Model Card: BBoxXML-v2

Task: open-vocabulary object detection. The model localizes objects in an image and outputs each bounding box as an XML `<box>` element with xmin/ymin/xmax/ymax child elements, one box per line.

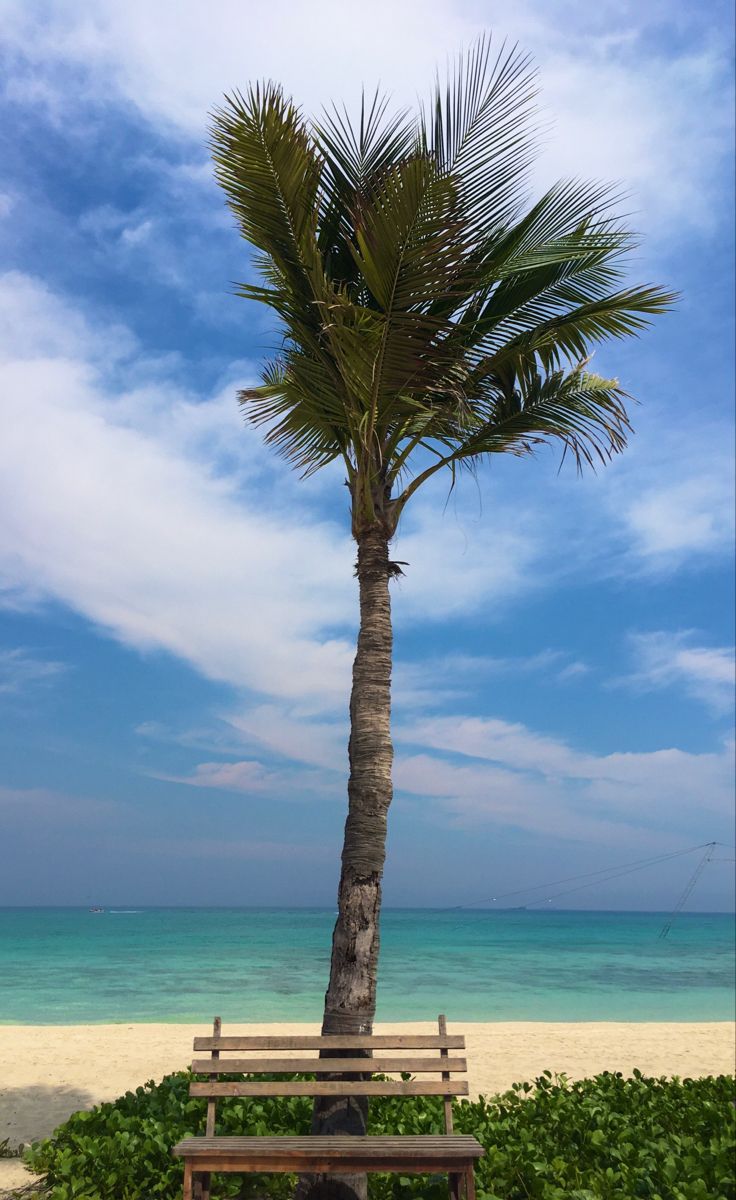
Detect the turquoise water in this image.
<box><xmin>0</xmin><ymin>908</ymin><xmax>733</xmax><ymax>1024</ymax></box>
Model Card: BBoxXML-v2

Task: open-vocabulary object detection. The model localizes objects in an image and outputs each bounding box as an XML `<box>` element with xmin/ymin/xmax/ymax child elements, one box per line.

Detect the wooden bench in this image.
<box><xmin>173</xmin><ymin>1014</ymin><xmax>484</xmax><ymax>1199</ymax></box>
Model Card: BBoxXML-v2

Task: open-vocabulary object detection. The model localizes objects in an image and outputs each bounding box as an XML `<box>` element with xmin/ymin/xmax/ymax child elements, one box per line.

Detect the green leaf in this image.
<box><xmin>209</xmin><ymin>38</ymin><xmax>675</xmax><ymax>527</ymax></box>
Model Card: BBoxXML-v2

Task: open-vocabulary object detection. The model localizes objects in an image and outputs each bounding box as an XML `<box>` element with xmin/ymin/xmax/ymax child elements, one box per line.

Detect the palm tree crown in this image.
<box><xmin>211</xmin><ymin>38</ymin><xmax>674</xmax><ymax>540</ymax></box>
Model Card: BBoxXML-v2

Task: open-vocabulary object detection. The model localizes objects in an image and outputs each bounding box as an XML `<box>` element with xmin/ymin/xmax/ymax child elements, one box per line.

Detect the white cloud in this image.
<box><xmin>624</xmin><ymin>476</ymin><xmax>735</xmax><ymax>564</ymax></box>
<box><xmin>557</xmin><ymin>661</ymin><xmax>589</xmax><ymax>681</ymax></box>
<box><xmin>222</xmin><ymin>651</ymin><xmax>591</xmax><ymax>772</ymax></box>
<box><xmin>562</xmin><ymin>399</ymin><xmax>736</xmax><ymax>576</ymax></box>
<box><xmin>0</xmin><ymin>269</ymin><xmax>137</xmax><ymax>365</ymax></box>
<box><xmin>530</xmin><ymin>40</ymin><xmax>732</xmax><ymax>240</ymax></box>
<box><xmin>392</xmin><ymin>649</ymin><xmax>589</xmax><ymax>710</ymax></box>
<box><xmin>394</xmin><ymin>713</ymin><xmax>734</xmax><ymax>843</ymax></box>
<box><xmin>119</xmin><ymin>218</ymin><xmax>153</xmax><ymax>247</ymax></box>
<box><xmin>393</xmin><ymin>499</ymin><xmax>540</xmax><ymax>620</ymax></box>
<box><xmin>226</xmin><ymin>705</ymin><xmax>346</xmax><ymax>771</ymax></box>
<box><xmin>169</xmin><ymin>759</ymin><xmax>269</xmax><ymax>791</ymax></box>
<box><xmin>134</xmin><ymin>717</ymin><xmax>249</xmax><ymax>756</ymax></box>
<box><xmin>0</xmin><ymin>273</ymin><xmax>357</xmax><ymax>708</ymax></box>
<box><xmin>168</xmin><ymin>700</ymin><xmax>734</xmax><ymax>847</ymax></box>
<box><xmin>0</xmin><ymin>647</ymin><xmax>66</xmax><ymax>694</ymax></box>
<box><xmin>391</xmin><ymin>504</ymin><xmax>540</xmax><ymax>624</ymax></box>
<box><xmin>400</xmin><ymin>713</ymin><xmax>583</xmax><ymax>777</ymax></box>
<box><xmin>619</xmin><ymin>631</ymin><xmax>735</xmax><ymax>714</ymax></box>
<box><xmin>0</xmin><ymin>272</ymin><xmax>547</xmax><ymax>711</ymax></box>
<box><xmin>1</xmin><ymin>0</ymin><xmax>478</xmax><ymax>132</ymax></box>
<box><xmin>2</xmin><ymin>0</ymin><xmax>731</xmax><ymax>242</ymax></box>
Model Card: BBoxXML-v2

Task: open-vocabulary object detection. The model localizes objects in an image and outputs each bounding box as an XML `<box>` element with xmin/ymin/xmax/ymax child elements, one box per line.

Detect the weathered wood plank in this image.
<box><xmin>439</xmin><ymin>1014</ymin><xmax>455</xmax><ymax>1136</ymax></box>
<box><xmin>190</xmin><ymin>1056</ymin><xmax>468</xmax><ymax>1075</ymax></box>
<box><xmin>174</xmin><ymin>1137</ymin><xmax>482</xmax><ymax>1153</ymax></box>
<box><xmin>176</xmin><ymin>1153</ymin><xmax>480</xmax><ymax>1174</ymax></box>
<box><xmin>205</xmin><ymin>1016</ymin><xmax>221</xmax><ymax>1139</ymax></box>
<box><xmin>172</xmin><ymin>1134</ymin><xmax>485</xmax><ymax>1175</ymax></box>
<box><xmin>189</xmin><ymin>1079</ymin><xmax>469</xmax><ymax>1098</ymax></box>
<box><xmin>192</xmin><ymin>1034</ymin><xmax>465</xmax><ymax>1051</ymax></box>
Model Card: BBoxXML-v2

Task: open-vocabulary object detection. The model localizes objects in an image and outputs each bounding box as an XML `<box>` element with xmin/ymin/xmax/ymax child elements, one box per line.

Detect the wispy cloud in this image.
<box><xmin>617</xmin><ymin>631</ymin><xmax>735</xmax><ymax>714</ymax></box>
<box><xmin>166</xmin><ymin>759</ymin><xmax>269</xmax><ymax>792</ymax></box>
<box><xmin>394</xmin><ymin>713</ymin><xmax>734</xmax><ymax>844</ymax></box>
<box><xmin>557</xmin><ymin>661</ymin><xmax>590</xmax><ymax>682</ymax></box>
<box><xmin>391</xmin><ymin>497</ymin><xmax>541</xmax><ymax>622</ymax></box>
<box><xmin>225</xmin><ymin>705</ymin><xmax>347</xmax><ymax>773</ymax></box>
<box><xmin>0</xmin><ymin>647</ymin><xmax>66</xmax><ymax>694</ymax></box>
<box><xmin>155</xmin><ymin>700</ymin><xmax>734</xmax><ymax>848</ymax></box>
<box><xmin>624</xmin><ymin>477</ymin><xmax>735</xmax><ymax>566</ymax></box>
<box><xmin>393</xmin><ymin>649</ymin><xmax>590</xmax><ymax>708</ymax></box>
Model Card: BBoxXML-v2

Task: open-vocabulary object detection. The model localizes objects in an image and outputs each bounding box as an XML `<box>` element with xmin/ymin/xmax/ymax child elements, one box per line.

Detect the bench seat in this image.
<box><xmin>173</xmin><ymin>1133</ymin><xmax>483</xmax><ymax>1174</ymax></box>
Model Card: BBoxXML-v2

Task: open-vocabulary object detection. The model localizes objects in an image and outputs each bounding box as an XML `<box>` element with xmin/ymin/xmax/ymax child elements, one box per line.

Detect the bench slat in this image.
<box><xmin>191</xmin><ymin>1056</ymin><xmax>467</xmax><ymax>1075</ymax></box>
<box><xmin>173</xmin><ymin>1134</ymin><xmax>485</xmax><ymax>1175</ymax></box>
<box><xmin>193</xmin><ymin>1034</ymin><xmax>464</xmax><ymax>1051</ymax></box>
<box><xmin>174</xmin><ymin>1135</ymin><xmax>482</xmax><ymax>1156</ymax></box>
<box><xmin>176</xmin><ymin>1153</ymin><xmax>482</xmax><ymax>1174</ymax></box>
<box><xmin>190</xmin><ymin>1079</ymin><xmax>469</xmax><ymax>1098</ymax></box>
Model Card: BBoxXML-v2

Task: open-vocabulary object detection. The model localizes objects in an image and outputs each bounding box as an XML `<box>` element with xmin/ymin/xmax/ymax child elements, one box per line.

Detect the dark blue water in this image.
<box><xmin>1</xmin><ymin>908</ymin><xmax>733</xmax><ymax>1023</ymax></box>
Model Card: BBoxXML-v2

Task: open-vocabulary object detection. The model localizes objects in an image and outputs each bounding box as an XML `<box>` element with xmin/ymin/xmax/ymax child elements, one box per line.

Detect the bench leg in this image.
<box><xmin>449</xmin><ymin>1172</ymin><xmax>463</xmax><ymax>1199</ymax></box>
<box><xmin>182</xmin><ymin>1161</ymin><xmax>193</xmax><ymax>1200</ymax></box>
<box><xmin>464</xmin><ymin>1164</ymin><xmax>476</xmax><ymax>1200</ymax></box>
<box><xmin>199</xmin><ymin>1170</ymin><xmax>211</xmax><ymax>1200</ymax></box>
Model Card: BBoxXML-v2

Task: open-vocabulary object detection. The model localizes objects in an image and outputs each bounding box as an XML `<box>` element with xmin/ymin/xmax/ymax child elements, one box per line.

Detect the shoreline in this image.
<box><xmin>2</xmin><ymin>1014</ymin><xmax>734</xmax><ymax>1027</ymax></box>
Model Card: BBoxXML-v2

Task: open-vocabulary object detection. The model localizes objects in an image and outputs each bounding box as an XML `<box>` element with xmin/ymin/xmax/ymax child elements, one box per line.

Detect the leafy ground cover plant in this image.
<box><xmin>23</xmin><ymin>1070</ymin><xmax>734</xmax><ymax>1200</ymax></box>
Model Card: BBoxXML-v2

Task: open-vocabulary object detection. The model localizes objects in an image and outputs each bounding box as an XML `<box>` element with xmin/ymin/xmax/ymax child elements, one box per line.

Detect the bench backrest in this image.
<box><xmin>191</xmin><ymin>1014</ymin><xmax>467</xmax><ymax>1136</ymax></box>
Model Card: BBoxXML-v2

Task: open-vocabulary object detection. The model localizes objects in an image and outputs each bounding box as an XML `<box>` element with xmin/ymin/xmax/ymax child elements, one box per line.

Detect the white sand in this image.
<box><xmin>1</xmin><ymin>1021</ymin><xmax>734</xmax><ymax>1192</ymax></box>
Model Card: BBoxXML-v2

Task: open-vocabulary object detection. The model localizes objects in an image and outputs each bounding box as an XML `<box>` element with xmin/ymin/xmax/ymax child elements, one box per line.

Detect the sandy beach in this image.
<box><xmin>1</xmin><ymin>1020</ymin><xmax>733</xmax><ymax>1191</ymax></box>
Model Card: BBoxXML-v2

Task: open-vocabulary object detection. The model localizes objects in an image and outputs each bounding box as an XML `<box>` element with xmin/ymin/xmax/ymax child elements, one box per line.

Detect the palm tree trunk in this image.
<box><xmin>324</xmin><ymin>525</ymin><xmax>393</xmax><ymax>1036</ymax></box>
<box><xmin>296</xmin><ymin>524</ymin><xmax>394</xmax><ymax>1200</ymax></box>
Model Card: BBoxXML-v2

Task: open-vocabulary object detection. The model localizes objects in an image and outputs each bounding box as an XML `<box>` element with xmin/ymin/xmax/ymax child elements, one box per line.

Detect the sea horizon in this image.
<box><xmin>3</xmin><ymin>907</ymin><xmax>734</xmax><ymax>1026</ymax></box>
<box><xmin>2</xmin><ymin>905</ymin><xmax>734</xmax><ymax>914</ymax></box>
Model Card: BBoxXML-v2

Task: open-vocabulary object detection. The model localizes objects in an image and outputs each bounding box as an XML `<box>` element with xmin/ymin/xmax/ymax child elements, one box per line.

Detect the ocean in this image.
<box><xmin>1</xmin><ymin>907</ymin><xmax>733</xmax><ymax>1024</ymax></box>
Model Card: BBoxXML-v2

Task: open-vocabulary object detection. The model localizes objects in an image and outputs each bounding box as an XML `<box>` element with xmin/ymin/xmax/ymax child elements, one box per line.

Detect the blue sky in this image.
<box><xmin>0</xmin><ymin>0</ymin><xmax>733</xmax><ymax>910</ymax></box>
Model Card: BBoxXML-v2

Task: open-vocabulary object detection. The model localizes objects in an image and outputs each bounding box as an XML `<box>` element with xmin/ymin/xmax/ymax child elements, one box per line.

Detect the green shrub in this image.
<box><xmin>24</xmin><ymin>1070</ymin><xmax>735</xmax><ymax>1200</ymax></box>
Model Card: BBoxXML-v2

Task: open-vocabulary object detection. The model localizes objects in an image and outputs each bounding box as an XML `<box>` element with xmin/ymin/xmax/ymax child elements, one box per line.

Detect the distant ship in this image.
<box><xmin>88</xmin><ymin>906</ymin><xmax>105</xmax><ymax>913</ymax></box>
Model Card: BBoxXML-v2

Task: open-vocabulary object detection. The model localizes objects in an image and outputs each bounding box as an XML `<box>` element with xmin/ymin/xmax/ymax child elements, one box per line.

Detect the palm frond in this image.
<box><xmin>314</xmin><ymin>90</ymin><xmax>417</xmax><ymax>286</ymax></box>
<box><xmin>211</xmin><ymin>85</ymin><xmax>322</xmax><ymax>289</ymax></box>
<box><xmin>423</xmin><ymin>35</ymin><xmax>540</xmax><ymax>230</ymax></box>
<box><xmin>212</xmin><ymin>41</ymin><xmax>675</xmax><ymax>532</ymax></box>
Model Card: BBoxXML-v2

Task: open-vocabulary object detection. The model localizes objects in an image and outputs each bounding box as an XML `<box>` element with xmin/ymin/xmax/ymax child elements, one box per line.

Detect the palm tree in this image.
<box><xmin>210</xmin><ymin>37</ymin><xmax>674</xmax><ymax>1198</ymax></box>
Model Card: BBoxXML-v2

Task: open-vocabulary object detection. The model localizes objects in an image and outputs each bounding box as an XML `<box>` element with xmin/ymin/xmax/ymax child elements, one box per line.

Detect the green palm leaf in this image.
<box><xmin>211</xmin><ymin>40</ymin><xmax>675</xmax><ymax>533</ymax></box>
